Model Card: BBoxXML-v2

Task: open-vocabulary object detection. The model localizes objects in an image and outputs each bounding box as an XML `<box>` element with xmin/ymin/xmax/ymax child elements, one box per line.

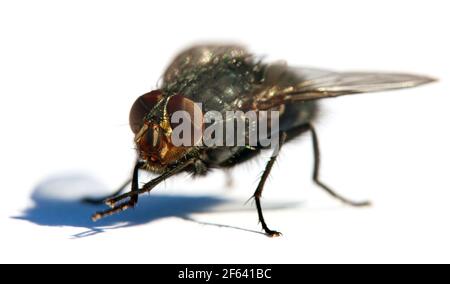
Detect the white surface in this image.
<box><xmin>0</xmin><ymin>0</ymin><xmax>449</xmax><ymax>264</ymax></box>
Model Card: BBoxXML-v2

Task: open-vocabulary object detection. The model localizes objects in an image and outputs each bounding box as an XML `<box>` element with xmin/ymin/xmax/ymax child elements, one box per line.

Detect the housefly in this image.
<box><xmin>85</xmin><ymin>45</ymin><xmax>436</xmax><ymax>237</ymax></box>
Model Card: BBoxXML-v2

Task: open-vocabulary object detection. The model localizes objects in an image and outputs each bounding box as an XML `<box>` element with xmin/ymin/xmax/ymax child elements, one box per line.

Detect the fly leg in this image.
<box><xmin>91</xmin><ymin>161</ymin><xmax>145</xmax><ymax>221</ymax></box>
<box><xmin>253</xmin><ymin>132</ymin><xmax>287</xmax><ymax>237</ymax></box>
<box><xmin>91</xmin><ymin>160</ymin><xmax>194</xmax><ymax>221</ymax></box>
<box><xmin>305</xmin><ymin>123</ymin><xmax>371</xmax><ymax>207</ymax></box>
<box><xmin>105</xmin><ymin>160</ymin><xmax>193</xmax><ymax>207</ymax></box>
<box><xmin>82</xmin><ymin>178</ymin><xmax>132</xmax><ymax>205</ymax></box>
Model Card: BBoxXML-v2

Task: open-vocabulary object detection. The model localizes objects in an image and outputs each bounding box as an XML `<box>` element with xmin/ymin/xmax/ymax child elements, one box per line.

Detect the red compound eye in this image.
<box><xmin>129</xmin><ymin>90</ymin><xmax>163</xmax><ymax>134</ymax></box>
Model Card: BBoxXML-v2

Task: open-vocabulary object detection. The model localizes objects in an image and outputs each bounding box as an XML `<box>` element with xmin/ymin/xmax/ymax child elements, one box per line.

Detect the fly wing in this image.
<box><xmin>253</xmin><ymin>63</ymin><xmax>436</xmax><ymax>110</ymax></box>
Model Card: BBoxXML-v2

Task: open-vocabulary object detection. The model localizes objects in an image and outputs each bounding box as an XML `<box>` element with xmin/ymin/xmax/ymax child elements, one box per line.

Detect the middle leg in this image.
<box><xmin>253</xmin><ymin>132</ymin><xmax>287</xmax><ymax>237</ymax></box>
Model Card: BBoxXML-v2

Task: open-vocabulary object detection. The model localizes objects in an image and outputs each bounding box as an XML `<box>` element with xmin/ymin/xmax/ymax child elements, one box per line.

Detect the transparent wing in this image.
<box><xmin>290</xmin><ymin>69</ymin><xmax>436</xmax><ymax>99</ymax></box>
<box><xmin>253</xmin><ymin>64</ymin><xmax>436</xmax><ymax>109</ymax></box>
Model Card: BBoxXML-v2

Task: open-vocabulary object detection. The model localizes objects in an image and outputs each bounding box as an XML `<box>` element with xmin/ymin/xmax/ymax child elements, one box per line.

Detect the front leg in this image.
<box><xmin>105</xmin><ymin>160</ymin><xmax>194</xmax><ymax>207</ymax></box>
<box><xmin>91</xmin><ymin>161</ymin><xmax>144</xmax><ymax>221</ymax></box>
<box><xmin>91</xmin><ymin>160</ymin><xmax>194</xmax><ymax>221</ymax></box>
<box><xmin>82</xmin><ymin>178</ymin><xmax>131</xmax><ymax>205</ymax></box>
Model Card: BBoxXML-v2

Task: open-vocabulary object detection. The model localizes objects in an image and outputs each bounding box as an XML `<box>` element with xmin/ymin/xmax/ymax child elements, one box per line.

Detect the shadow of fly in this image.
<box><xmin>84</xmin><ymin>44</ymin><xmax>436</xmax><ymax>237</ymax></box>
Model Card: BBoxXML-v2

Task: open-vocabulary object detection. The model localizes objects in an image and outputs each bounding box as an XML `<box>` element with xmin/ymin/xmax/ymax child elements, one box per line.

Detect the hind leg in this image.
<box><xmin>301</xmin><ymin>123</ymin><xmax>371</xmax><ymax>207</ymax></box>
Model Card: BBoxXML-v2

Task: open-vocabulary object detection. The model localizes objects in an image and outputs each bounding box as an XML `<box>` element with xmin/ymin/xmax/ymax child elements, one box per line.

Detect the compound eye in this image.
<box><xmin>129</xmin><ymin>90</ymin><xmax>163</xmax><ymax>134</ymax></box>
<box><xmin>167</xmin><ymin>95</ymin><xmax>204</xmax><ymax>146</ymax></box>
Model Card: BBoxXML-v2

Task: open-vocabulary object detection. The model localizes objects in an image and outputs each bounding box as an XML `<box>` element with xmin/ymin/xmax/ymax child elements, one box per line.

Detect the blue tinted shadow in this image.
<box><xmin>13</xmin><ymin>175</ymin><xmax>227</xmax><ymax>238</ymax></box>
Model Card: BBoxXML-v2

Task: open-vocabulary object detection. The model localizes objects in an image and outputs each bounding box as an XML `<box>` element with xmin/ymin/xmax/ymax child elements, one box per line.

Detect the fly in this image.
<box><xmin>84</xmin><ymin>45</ymin><xmax>436</xmax><ymax>237</ymax></box>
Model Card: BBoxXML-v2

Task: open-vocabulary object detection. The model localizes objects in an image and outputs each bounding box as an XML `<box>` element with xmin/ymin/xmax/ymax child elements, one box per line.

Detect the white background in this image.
<box><xmin>0</xmin><ymin>0</ymin><xmax>449</xmax><ymax>264</ymax></box>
